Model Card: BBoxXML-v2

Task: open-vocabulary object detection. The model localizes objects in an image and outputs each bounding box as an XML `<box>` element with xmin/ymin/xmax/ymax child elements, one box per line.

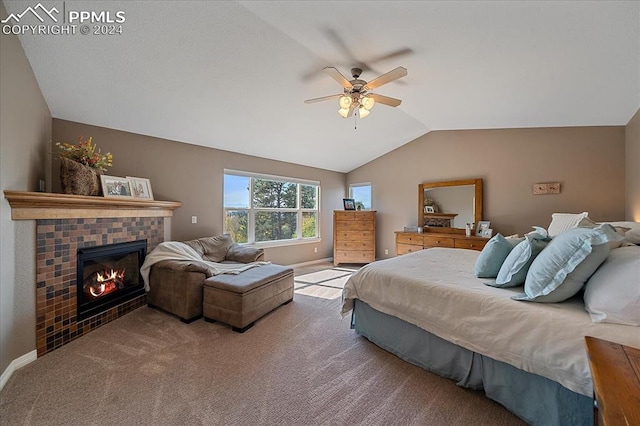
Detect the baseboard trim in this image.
<box><xmin>0</xmin><ymin>350</ymin><xmax>37</xmax><ymax>391</ymax></box>
<box><xmin>286</xmin><ymin>257</ymin><xmax>333</xmax><ymax>269</ymax></box>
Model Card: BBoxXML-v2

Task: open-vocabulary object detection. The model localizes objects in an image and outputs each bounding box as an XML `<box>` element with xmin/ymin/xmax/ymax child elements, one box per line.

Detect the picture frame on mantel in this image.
<box><xmin>100</xmin><ymin>175</ymin><xmax>134</xmax><ymax>199</ymax></box>
<box><xmin>127</xmin><ymin>176</ymin><xmax>154</xmax><ymax>200</ymax></box>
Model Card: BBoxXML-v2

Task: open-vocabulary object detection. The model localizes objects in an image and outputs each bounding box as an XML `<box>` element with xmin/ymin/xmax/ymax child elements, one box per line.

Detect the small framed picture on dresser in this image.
<box><xmin>476</xmin><ymin>221</ymin><xmax>491</xmax><ymax>236</ymax></box>
<box><xmin>343</xmin><ymin>198</ymin><xmax>356</xmax><ymax>210</ymax></box>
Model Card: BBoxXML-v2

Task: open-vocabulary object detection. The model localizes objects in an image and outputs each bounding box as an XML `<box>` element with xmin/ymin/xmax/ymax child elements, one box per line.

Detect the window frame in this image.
<box><xmin>223</xmin><ymin>169</ymin><xmax>321</xmax><ymax>247</ymax></box>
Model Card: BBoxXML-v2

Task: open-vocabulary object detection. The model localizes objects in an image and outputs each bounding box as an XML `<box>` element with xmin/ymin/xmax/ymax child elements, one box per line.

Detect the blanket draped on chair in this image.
<box><xmin>140</xmin><ymin>241</ymin><xmax>269</xmax><ymax>291</ymax></box>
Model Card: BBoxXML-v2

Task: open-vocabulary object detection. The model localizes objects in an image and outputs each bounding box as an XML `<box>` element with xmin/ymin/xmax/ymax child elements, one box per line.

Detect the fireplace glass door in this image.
<box><xmin>77</xmin><ymin>240</ymin><xmax>146</xmax><ymax>320</ymax></box>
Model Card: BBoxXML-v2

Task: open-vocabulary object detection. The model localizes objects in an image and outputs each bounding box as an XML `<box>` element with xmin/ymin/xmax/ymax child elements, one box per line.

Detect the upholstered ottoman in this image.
<box><xmin>203</xmin><ymin>264</ymin><xmax>294</xmax><ymax>332</ymax></box>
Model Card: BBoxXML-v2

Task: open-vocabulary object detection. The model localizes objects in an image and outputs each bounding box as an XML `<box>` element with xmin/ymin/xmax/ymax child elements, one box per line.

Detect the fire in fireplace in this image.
<box><xmin>77</xmin><ymin>240</ymin><xmax>147</xmax><ymax>320</ymax></box>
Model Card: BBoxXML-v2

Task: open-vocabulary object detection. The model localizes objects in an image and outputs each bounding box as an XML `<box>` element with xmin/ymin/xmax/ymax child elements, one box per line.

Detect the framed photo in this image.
<box><xmin>476</xmin><ymin>221</ymin><xmax>491</xmax><ymax>237</ymax></box>
<box><xmin>343</xmin><ymin>198</ymin><xmax>356</xmax><ymax>210</ymax></box>
<box><xmin>481</xmin><ymin>228</ymin><xmax>494</xmax><ymax>238</ymax></box>
<box><xmin>127</xmin><ymin>176</ymin><xmax>154</xmax><ymax>200</ymax></box>
<box><xmin>100</xmin><ymin>175</ymin><xmax>134</xmax><ymax>199</ymax></box>
<box><xmin>425</xmin><ymin>205</ymin><xmax>435</xmax><ymax>213</ymax></box>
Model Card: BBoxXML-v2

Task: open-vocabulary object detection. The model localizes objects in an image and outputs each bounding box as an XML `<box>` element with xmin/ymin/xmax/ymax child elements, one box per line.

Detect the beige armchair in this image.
<box><xmin>147</xmin><ymin>235</ymin><xmax>264</xmax><ymax>322</ymax></box>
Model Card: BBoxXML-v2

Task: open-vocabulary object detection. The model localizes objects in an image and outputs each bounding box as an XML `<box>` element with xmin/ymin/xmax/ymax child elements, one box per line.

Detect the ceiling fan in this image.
<box><xmin>304</xmin><ymin>66</ymin><xmax>407</xmax><ymax>119</ymax></box>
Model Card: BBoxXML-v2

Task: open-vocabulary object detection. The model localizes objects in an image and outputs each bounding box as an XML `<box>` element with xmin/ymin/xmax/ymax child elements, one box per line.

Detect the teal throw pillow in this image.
<box><xmin>489</xmin><ymin>230</ymin><xmax>550</xmax><ymax>288</ymax></box>
<box><xmin>474</xmin><ymin>234</ymin><xmax>523</xmax><ymax>278</ymax></box>
<box><xmin>512</xmin><ymin>224</ymin><xmax>622</xmax><ymax>303</ymax></box>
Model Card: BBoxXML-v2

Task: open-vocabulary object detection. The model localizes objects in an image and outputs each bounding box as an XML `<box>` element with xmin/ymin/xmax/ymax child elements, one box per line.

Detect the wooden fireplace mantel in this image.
<box><xmin>4</xmin><ymin>190</ymin><xmax>183</xmax><ymax>220</ymax></box>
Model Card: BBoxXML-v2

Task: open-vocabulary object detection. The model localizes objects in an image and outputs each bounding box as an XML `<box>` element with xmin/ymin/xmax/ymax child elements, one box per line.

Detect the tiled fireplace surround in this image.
<box><xmin>4</xmin><ymin>191</ymin><xmax>182</xmax><ymax>357</ymax></box>
<box><xmin>36</xmin><ymin>217</ymin><xmax>163</xmax><ymax>356</ymax></box>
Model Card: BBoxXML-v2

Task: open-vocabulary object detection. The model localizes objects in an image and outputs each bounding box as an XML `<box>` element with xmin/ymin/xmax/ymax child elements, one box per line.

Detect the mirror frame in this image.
<box><xmin>418</xmin><ymin>178</ymin><xmax>483</xmax><ymax>234</ymax></box>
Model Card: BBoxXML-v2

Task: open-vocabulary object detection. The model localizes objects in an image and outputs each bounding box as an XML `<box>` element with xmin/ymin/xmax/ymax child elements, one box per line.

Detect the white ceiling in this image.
<box><xmin>5</xmin><ymin>1</ymin><xmax>639</xmax><ymax>172</ymax></box>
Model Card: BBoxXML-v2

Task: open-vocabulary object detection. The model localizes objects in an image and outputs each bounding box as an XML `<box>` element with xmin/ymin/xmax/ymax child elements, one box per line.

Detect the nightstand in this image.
<box><xmin>585</xmin><ymin>336</ymin><xmax>640</xmax><ymax>425</ymax></box>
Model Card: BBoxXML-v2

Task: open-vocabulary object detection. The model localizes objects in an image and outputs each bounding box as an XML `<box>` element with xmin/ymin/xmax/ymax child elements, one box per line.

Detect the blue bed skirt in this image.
<box><xmin>352</xmin><ymin>299</ymin><xmax>592</xmax><ymax>426</ymax></box>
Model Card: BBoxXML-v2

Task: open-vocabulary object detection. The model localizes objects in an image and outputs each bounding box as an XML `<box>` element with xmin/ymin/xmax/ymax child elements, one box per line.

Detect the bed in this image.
<box><xmin>341</xmin><ymin>246</ymin><xmax>640</xmax><ymax>426</ymax></box>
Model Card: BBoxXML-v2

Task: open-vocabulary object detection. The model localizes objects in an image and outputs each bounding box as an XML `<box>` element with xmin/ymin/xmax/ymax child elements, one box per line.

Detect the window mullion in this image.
<box><xmin>248</xmin><ymin>177</ymin><xmax>255</xmax><ymax>244</ymax></box>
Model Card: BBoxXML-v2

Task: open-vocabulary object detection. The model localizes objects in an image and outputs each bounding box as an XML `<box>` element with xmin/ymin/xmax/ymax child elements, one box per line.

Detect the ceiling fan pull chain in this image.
<box><xmin>354</xmin><ymin>112</ymin><xmax>357</xmax><ymax>130</ymax></box>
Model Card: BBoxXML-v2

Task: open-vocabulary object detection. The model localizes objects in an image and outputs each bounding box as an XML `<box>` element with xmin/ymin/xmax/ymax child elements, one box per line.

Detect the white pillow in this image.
<box><xmin>547</xmin><ymin>212</ymin><xmax>590</xmax><ymax>237</ymax></box>
<box><xmin>583</xmin><ymin>245</ymin><xmax>640</xmax><ymax>326</ymax></box>
<box><xmin>602</xmin><ymin>221</ymin><xmax>640</xmax><ymax>245</ymax></box>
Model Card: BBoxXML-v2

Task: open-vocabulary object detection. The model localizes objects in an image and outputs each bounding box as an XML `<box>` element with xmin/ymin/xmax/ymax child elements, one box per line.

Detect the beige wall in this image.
<box><xmin>0</xmin><ymin>1</ymin><xmax>51</xmax><ymax>374</ymax></box>
<box><xmin>348</xmin><ymin>127</ymin><xmax>626</xmax><ymax>259</ymax></box>
<box><xmin>626</xmin><ymin>108</ymin><xmax>640</xmax><ymax>221</ymax></box>
<box><xmin>52</xmin><ymin>120</ymin><xmax>346</xmax><ymax>265</ymax></box>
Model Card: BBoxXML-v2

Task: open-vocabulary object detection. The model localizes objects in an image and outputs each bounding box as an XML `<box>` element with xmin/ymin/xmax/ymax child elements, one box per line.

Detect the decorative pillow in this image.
<box><xmin>512</xmin><ymin>224</ymin><xmax>623</xmax><ymax>303</ymax></box>
<box><xmin>547</xmin><ymin>212</ymin><xmax>590</xmax><ymax>237</ymax></box>
<box><xmin>489</xmin><ymin>229</ymin><xmax>550</xmax><ymax>288</ymax></box>
<box><xmin>602</xmin><ymin>221</ymin><xmax>640</xmax><ymax>245</ymax></box>
<box><xmin>474</xmin><ymin>234</ymin><xmax>524</xmax><ymax>278</ymax></box>
<box><xmin>583</xmin><ymin>245</ymin><xmax>640</xmax><ymax>326</ymax></box>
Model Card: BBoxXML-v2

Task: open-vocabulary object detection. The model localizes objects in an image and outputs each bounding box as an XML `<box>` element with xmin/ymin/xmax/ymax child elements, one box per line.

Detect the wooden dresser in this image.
<box><xmin>585</xmin><ymin>336</ymin><xmax>640</xmax><ymax>426</ymax></box>
<box><xmin>333</xmin><ymin>210</ymin><xmax>376</xmax><ymax>266</ymax></box>
<box><xmin>395</xmin><ymin>231</ymin><xmax>488</xmax><ymax>255</ymax></box>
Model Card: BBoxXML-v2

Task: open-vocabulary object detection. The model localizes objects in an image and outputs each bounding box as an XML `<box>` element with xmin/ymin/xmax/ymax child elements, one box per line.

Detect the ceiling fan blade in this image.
<box><xmin>367</xmin><ymin>47</ymin><xmax>414</xmax><ymax>65</ymax></box>
<box><xmin>323</xmin><ymin>28</ymin><xmax>363</xmax><ymax>67</ymax></box>
<box><xmin>369</xmin><ymin>93</ymin><xmax>402</xmax><ymax>107</ymax></box>
<box><xmin>365</xmin><ymin>67</ymin><xmax>408</xmax><ymax>90</ymax></box>
<box><xmin>324</xmin><ymin>67</ymin><xmax>353</xmax><ymax>89</ymax></box>
<box><xmin>304</xmin><ymin>94</ymin><xmax>342</xmax><ymax>104</ymax></box>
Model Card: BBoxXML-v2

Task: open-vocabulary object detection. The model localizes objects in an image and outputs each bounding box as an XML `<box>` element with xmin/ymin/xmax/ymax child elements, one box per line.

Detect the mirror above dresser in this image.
<box><xmin>395</xmin><ymin>178</ymin><xmax>487</xmax><ymax>255</ymax></box>
<box><xmin>418</xmin><ymin>178</ymin><xmax>483</xmax><ymax>234</ymax></box>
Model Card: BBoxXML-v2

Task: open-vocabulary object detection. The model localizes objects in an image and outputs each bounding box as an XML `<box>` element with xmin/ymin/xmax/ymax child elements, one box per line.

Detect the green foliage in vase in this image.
<box><xmin>56</xmin><ymin>136</ymin><xmax>113</xmax><ymax>172</ymax></box>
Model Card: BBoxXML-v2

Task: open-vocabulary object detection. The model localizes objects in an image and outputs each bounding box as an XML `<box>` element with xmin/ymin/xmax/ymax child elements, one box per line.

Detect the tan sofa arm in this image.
<box><xmin>226</xmin><ymin>244</ymin><xmax>265</xmax><ymax>263</ymax></box>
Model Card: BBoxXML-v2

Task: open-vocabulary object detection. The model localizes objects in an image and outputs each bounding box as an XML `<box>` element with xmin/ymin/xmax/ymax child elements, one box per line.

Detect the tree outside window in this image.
<box><xmin>224</xmin><ymin>172</ymin><xmax>319</xmax><ymax>244</ymax></box>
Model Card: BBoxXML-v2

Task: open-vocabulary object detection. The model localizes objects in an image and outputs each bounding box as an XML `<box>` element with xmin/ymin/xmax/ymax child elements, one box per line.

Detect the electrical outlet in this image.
<box><xmin>191</xmin><ymin>216</ymin><xmax>197</xmax><ymax>224</ymax></box>
<box><xmin>385</xmin><ymin>249</ymin><xmax>389</xmax><ymax>255</ymax></box>
<box><xmin>314</xmin><ymin>247</ymin><xmax>318</xmax><ymax>253</ymax></box>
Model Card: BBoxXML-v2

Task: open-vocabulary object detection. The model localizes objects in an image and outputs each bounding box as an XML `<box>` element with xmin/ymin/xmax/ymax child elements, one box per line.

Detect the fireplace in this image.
<box><xmin>77</xmin><ymin>240</ymin><xmax>147</xmax><ymax>320</ymax></box>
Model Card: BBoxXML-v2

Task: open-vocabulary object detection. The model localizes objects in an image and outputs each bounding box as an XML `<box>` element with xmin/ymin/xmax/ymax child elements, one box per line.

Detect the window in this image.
<box><xmin>349</xmin><ymin>182</ymin><xmax>372</xmax><ymax>210</ymax></box>
<box><xmin>224</xmin><ymin>171</ymin><xmax>320</xmax><ymax>245</ymax></box>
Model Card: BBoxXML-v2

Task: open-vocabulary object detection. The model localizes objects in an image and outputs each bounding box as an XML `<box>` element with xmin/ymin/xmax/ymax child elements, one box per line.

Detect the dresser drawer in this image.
<box><xmin>423</xmin><ymin>235</ymin><xmax>455</xmax><ymax>248</ymax></box>
<box><xmin>335</xmin><ymin>230</ymin><xmax>374</xmax><ymax>241</ymax></box>
<box><xmin>335</xmin><ymin>240</ymin><xmax>374</xmax><ymax>250</ymax></box>
<box><xmin>355</xmin><ymin>211</ymin><xmax>376</xmax><ymax>221</ymax></box>
<box><xmin>335</xmin><ymin>250</ymin><xmax>375</xmax><ymax>263</ymax></box>
<box><xmin>454</xmin><ymin>238</ymin><xmax>487</xmax><ymax>251</ymax></box>
<box><xmin>335</xmin><ymin>220</ymin><xmax>374</xmax><ymax>231</ymax></box>
<box><xmin>334</xmin><ymin>211</ymin><xmax>355</xmax><ymax>221</ymax></box>
<box><xmin>396</xmin><ymin>243</ymin><xmax>423</xmax><ymax>255</ymax></box>
<box><xmin>396</xmin><ymin>233</ymin><xmax>423</xmax><ymax>245</ymax></box>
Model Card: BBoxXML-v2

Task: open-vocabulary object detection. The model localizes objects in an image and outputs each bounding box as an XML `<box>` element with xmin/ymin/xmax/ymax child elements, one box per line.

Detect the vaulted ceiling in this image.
<box><xmin>5</xmin><ymin>1</ymin><xmax>639</xmax><ymax>172</ymax></box>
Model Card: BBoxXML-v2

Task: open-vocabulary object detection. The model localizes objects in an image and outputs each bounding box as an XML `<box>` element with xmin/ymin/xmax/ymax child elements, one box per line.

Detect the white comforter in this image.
<box><xmin>140</xmin><ymin>241</ymin><xmax>268</xmax><ymax>291</ymax></box>
<box><xmin>341</xmin><ymin>248</ymin><xmax>640</xmax><ymax>397</ymax></box>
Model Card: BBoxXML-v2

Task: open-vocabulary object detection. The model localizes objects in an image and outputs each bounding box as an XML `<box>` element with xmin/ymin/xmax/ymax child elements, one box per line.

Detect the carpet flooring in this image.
<box><xmin>0</xmin><ymin>271</ymin><xmax>525</xmax><ymax>426</ymax></box>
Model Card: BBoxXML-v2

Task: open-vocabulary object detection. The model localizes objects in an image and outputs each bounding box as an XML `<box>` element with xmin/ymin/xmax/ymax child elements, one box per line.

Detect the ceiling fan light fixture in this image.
<box><xmin>339</xmin><ymin>95</ymin><xmax>352</xmax><ymax>109</ymax></box>
<box><xmin>358</xmin><ymin>106</ymin><xmax>371</xmax><ymax>119</ymax></box>
<box><xmin>361</xmin><ymin>96</ymin><xmax>375</xmax><ymax>111</ymax></box>
<box><xmin>338</xmin><ymin>107</ymin><xmax>350</xmax><ymax>118</ymax></box>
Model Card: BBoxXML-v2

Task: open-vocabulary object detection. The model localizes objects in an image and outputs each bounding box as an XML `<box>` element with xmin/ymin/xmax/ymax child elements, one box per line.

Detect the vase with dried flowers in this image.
<box><xmin>56</xmin><ymin>136</ymin><xmax>113</xmax><ymax>196</ymax></box>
